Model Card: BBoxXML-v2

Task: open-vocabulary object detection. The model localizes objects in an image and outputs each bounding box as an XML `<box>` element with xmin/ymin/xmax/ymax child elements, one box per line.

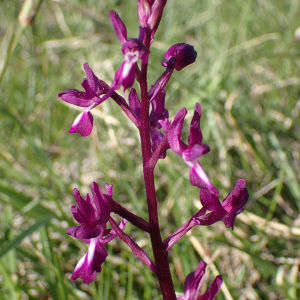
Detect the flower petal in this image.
<box><xmin>190</xmin><ymin>261</ymin><xmax>206</xmax><ymax>298</ymax></box>
<box><xmin>138</xmin><ymin>0</ymin><xmax>151</xmax><ymax>26</ymax></box>
<box><xmin>110</xmin><ymin>11</ymin><xmax>127</xmax><ymax>44</ymax></box>
<box><xmin>189</xmin><ymin>161</ymin><xmax>219</xmax><ymax>195</ymax></box>
<box><xmin>198</xmin><ymin>275</ymin><xmax>223</xmax><ymax>300</ymax></box>
<box><xmin>91</xmin><ymin>182</ymin><xmax>110</xmax><ymax>225</ymax></box>
<box><xmin>71</xmin><ymin>238</ymin><xmax>108</xmax><ymax>284</ymax></box>
<box><xmin>83</xmin><ymin>62</ymin><xmax>104</xmax><ymax>96</ymax></box>
<box><xmin>72</xmin><ymin>189</ymin><xmax>96</xmax><ymax>222</ymax></box>
<box><xmin>58</xmin><ymin>88</ymin><xmax>93</xmax><ymax>107</ymax></box>
<box><xmin>113</xmin><ymin>60</ymin><xmax>136</xmax><ymax>91</ymax></box>
<box><xmin>67</xmin><ymin>224</ymin><xmax>102</xmax><ymax>239</ymax></box>
<box><xmin>150</xmin><ymin>89</ymin><xmax>168</xmax><ymax>129</ymax></box>
<box><xmin>69</xmin><ymin>111</ymin><xmax>94</xmax><ymax>137</ymax></box>
<box><xmin>168</xmin><ymin>107</ymin><xmax>188</xmax><ymax>155</ymax></box>
<box><xmin>128</xmin><ymin>88</ymin><xmax>141</xmax><ymax>120</ymax></box>
<box><xmin>188</xmin><ymin>103</ymin><xmax>203</xmax><ymax>146</ymax></box>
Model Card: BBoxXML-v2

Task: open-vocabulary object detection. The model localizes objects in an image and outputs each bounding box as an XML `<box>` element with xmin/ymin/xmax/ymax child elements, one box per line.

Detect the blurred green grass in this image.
<box><xmin>0</xmin><ymin>0</ymin><xmax>300</xmax><ymax>299</ymax></box>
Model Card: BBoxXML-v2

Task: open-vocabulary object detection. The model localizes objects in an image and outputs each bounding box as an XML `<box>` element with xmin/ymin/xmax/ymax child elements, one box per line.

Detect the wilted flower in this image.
<box><xmin>177</xmin><ymin>261</ymin><xmax>222</xmax><ymax>300</ymax></box>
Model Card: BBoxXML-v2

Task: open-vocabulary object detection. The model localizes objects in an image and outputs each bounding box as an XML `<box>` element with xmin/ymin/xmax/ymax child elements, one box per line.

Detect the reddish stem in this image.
<box><xmin>110</xmin><ymin>198</ymin><xmax>153</xmax><ymax>233</ymax></box>
<box><xmin>139</xmin><ymin>28</ymin><xmax>177</xmax><ymax>300</ymax></box>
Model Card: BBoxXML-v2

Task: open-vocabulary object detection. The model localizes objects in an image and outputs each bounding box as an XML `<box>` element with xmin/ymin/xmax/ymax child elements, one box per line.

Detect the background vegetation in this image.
<box><xmin>0</xmin><ymin>0</ymin><xmax>300</xmax><ymax>299</ymax></box>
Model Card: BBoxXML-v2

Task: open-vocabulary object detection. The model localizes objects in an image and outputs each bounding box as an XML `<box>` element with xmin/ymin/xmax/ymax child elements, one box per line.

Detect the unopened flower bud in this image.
<box><xmin>148</xmin><ymin>0</ymin><xmax>167</xmax><ymax>32</ymax></box>
<box><xmin>164</xmin><ymin>43</ymin><xmax>197</xmax><ymax>71</ymax></box>
<box><xmin>138</xmin><ymin>0</ymin><xmax>151</xmax><ymax>27</ymax></box>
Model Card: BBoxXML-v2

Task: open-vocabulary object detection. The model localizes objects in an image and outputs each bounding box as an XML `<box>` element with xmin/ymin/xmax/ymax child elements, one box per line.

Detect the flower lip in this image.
<box><xmin>71</xmin><ymin>237</ymin><xmax>108</xmax><ymax>284</ymax></box>
<box><xmin>68</xmin><ymin>111</ymin><xmax>93</xmax><ymax>137</ymax></box>
<box><xmin>122</xmin><ymin>38</ymin><xmax>150</xmax><ymax>63</ymax></box>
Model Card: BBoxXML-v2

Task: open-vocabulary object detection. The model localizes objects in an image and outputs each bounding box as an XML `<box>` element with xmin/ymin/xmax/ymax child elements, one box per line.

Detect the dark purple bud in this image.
<box><xmin>164</xmin><ymin>43</ymin><xmax>197</xmax><ymax>71</ymax></box>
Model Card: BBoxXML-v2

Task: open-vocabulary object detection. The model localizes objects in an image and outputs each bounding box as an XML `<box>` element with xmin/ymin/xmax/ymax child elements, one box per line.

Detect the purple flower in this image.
<box><xmin>67</xmin><ymin>182</ymin><xmax>126</xmax><ymax>284</ymax></box>
<box><xmin>168</xmin><ymin>103</ymin><xmax>218</xmax><ymax>195</ymax></box>
<box><xmin>177</xmin><ymin>261</ymin><xmax>223</xmax><ymax>300</ymax></box>
<box><xmin>148</xmin><ymin>43</ymin><xmax>197</xmax><ymax>102</ymax></box>
<box><xmin>110</xmin><ymin>11</ymin><xmax>150</xmax><ymax>91</ymax></box>
<box><xmin>164</xmin><ymin>179</ymin><xmax>249</xmax><ymax>251</ymax></box>
<box><xmin>197</xmin><ymin>179</ymin><xmax>249</xmax><ymax>229</ymax></box>
<box><xmin>58</xmin><ymin>63</ymin><xmax>108</xmax><ymax>137</ymax></box>
<box><xmin>163</xmin><ymin>43</ymin><xmax>197</xmax><ymax>71</ymax></box>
